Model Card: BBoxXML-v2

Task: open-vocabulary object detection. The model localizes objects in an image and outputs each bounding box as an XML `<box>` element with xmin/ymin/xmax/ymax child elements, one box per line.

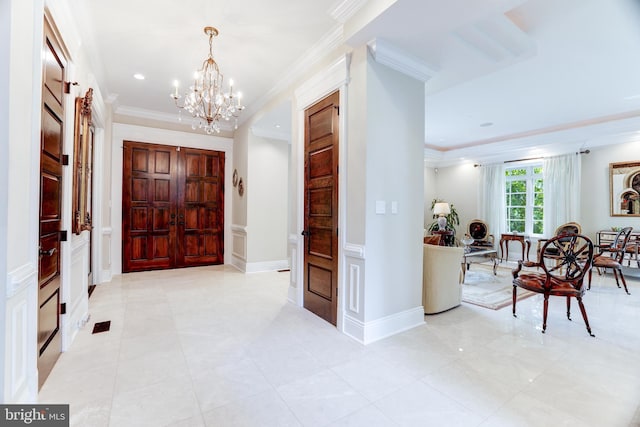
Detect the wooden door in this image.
<box><xmin>178</xmin><ymin>148</ymin><xmax>225</xmax><ymax>267</ymax></box>
<box><xmin>122</xmin><ymin>141</ymin><xmax>225</xmax><ymax>272</ymax></box>
<box><xmin>38</xmin><ymin>20</ymin><xmax>66</xmax><ymax>388</ymax></box>
<box><xmin>302</xmin><ymin>91</ymin><xmax>340</xmax><ymax>325</ymax></box>
<box><xmin>122</xmin><ymin>141</ymin><xmax>178</xmax><ymax>272</ymax></box>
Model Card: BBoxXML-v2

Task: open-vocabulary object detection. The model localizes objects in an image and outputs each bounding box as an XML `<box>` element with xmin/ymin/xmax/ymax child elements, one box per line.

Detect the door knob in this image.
<box><xmin>39</xmin><ymin>247</ymin><xmax>56</xmax><ymax>257</ymax></box>
<box><xmin>301</xmin><ymin>230</ymin><xmax>310</xmax><ymax>237</ymax></box>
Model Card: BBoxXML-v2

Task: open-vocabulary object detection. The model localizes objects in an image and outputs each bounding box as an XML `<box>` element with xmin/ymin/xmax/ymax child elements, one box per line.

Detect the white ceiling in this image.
<box><xmin>71</xmin><ymin>0</ymin><xmax>640</xmax><ymax>166</ymax></box>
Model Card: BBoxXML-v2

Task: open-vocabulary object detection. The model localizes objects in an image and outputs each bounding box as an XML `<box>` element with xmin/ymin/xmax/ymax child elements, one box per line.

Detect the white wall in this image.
<box><xmin>0</xmin><ymin>0</ymin><xmax>10</xmax><ymax>401</ymax></box>
<box><xmin>423</xmin><ymin>163</ymin><xmax>437</xmax><ymax>231</ymax></box>
<box><xmin>245</xmin><ymin>133</ymin><xmax>289</xmax><ymax>272</ymax></box>
<box><xmin>363</xmin><ymin>51</ymin><xmax>425</xmax><ymax>320</ymax></box>
<box><xmin>427</xmin><ymin>163</ymin><xmax>480</xmax><ymax>238</ymax></box>
<box><xmin>3</xmin><ymin>0</ymin><xmax>43</xmax><ymax>403</ymax></box>
<box><xmin>581</xmin><ymin>141</ymin><xmax>640</xmax><ymax>239</ymax></box>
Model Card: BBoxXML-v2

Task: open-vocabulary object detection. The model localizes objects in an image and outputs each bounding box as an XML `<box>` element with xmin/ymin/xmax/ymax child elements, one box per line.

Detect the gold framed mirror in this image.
<box><xmin>72</xmin><ymin>88</ymin><xmax>94</xmax><ymax>234</ymax></box>
<box><xmin>610</xmin><ymin>161</ymin><xmax>640</xmax><ymax>217</ymax></box>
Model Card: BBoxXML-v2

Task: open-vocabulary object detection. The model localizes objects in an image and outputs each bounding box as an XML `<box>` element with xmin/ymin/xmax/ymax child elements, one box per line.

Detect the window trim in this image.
<box><xmin>505</xmin><ymin>164</ymin><xmax>544</xmax><ymax>237</ymax></box>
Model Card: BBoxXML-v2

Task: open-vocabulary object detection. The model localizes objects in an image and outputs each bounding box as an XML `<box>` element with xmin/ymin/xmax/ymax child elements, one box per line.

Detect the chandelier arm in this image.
<box><xmin>170</xmin><ymin>25</ymin><xmax>243</xmax><ymax>135</ymax></box>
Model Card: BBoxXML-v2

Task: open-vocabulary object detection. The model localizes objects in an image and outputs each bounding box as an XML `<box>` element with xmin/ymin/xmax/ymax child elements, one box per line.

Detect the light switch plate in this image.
<box><xmin>375</xmin><ymin>200</ymin><xmax>386</xmax><ymax>214</ymax></box>
<box><xmin>391</xmin><ymin>201</ymin><xmax>398</xmax><ymax>214</ymax></box>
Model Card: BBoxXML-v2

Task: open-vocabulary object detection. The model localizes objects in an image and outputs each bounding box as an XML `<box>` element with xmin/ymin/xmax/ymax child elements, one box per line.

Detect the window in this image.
<box><xmin>505</xmin><ymin>165</ymin><xmax>543</xmax><ymax>235</ymax></box>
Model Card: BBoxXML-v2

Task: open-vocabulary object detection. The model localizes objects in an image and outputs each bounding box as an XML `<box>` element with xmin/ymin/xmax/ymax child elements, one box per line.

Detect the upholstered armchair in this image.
<box><xmin>423</xmin><ymin>243</ymin><xmax>464</xmax><ymax>314</ymax></box>
<box><xmin>467</xmin><ymin>219</ymin><xmax>494</xmax><ymax>249</ymax></box>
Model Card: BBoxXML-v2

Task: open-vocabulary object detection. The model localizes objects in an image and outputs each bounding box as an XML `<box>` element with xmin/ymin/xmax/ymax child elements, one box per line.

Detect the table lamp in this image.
<box><xmin>433</xmin><ymin>202</ymin><xmax>450</xmax><ymax>231</ymax></box>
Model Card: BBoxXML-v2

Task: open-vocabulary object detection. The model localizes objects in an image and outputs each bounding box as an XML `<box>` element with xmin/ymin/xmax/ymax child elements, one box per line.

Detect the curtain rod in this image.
<box><xmin>473</xmin><ymin>149</ymin><xmax>590</xmax><ymax>167</ymax></box>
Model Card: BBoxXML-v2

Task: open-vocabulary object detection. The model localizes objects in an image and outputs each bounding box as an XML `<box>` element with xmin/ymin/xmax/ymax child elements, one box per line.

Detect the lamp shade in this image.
<box><xmin>433</xmin><ymin>202</ymin><xmax>451</xmax><ymax>216</ymax></box>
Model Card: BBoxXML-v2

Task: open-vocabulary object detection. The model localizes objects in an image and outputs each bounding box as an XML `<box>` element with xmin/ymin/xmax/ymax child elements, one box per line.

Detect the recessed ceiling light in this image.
<box><xmin>275</xmin><ymin>124</ymin><xmax>281</xmax><ymax>128</ymax></box>
<box><xmin>479</xmin><ymin>122</ymin><xmax>493</xmax><ymax>127</ymax></box>
<box><xmin>133</xmin><ymin>73</ymin><xmax>145</xmax><ymax>80</ymax></box>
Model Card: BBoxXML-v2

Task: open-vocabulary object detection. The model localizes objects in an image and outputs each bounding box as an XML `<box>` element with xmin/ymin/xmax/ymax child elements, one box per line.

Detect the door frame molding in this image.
<box><xmin>293</xmin><ymin>53</ymin><xmax>351</xmax><ymax>332</ymax></box>
<box><xmin>111</xmin><ymin>123</ymin><xmax>234</xmax><ymax>276</ymax></box>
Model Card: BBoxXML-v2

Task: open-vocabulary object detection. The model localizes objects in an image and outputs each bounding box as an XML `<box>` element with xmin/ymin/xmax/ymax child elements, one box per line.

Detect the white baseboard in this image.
<box><xmin>287</xmin><ymin>285</ymin><xmax>299</xmax><ymax>305</ymax></box>
<box><xmin>343</xmin><ymin>306</ymin><xmax>425</xmax><ymax>345</ymax></box>
<box><xmin>99</xmin><ymin>269</ymin><xmax>112</xmax><ymax>283</ymax></box>
<box><xmin>245</xmin><ymin>259</ymin><xmax>289</xmax><ymax>273</ymax></box>
<box><xmin>231</xmin><ymin>255</ymin><xmax>247</xmax><ymax>273</ymax></box>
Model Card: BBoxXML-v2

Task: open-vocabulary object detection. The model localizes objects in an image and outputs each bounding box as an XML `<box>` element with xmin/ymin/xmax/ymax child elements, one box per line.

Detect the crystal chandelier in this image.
<box><xmin>170</xmin><ymin>26</ymin><xmax>244</xmax><ymax>134</ymax></box>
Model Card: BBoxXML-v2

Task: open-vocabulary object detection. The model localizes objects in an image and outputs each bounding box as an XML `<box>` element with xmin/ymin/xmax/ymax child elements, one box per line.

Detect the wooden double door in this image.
<box><xmin>122</xmin><ymin>141</ymin><xmax>225</xmax><ymax>272</ymax></box>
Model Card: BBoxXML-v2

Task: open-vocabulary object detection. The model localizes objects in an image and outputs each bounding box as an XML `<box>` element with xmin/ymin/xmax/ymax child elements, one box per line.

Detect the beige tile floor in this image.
<box><xmin>38</xmin><ymin>264</ymin><xmax>640</xmax><ymax>426</ymax></box>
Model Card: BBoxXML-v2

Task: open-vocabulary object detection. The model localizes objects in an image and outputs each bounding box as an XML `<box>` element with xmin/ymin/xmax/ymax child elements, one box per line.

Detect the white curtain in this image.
<box><xmin>543</xmin><ymin>153</ymin><xmax>581</xmax><ymax>237</ymax></box>
<box><xmin>479</xmin><ymin>163</ymin><xmax>506</xmax><ymax>239</ymax></box>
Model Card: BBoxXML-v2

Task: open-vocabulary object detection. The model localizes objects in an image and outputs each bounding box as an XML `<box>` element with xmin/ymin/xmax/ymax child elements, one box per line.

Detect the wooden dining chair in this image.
<box><xmin>512</xmin><ymin>233</ymin><xmax>595</xmax><ymax>336</ymax></box>
<box><xmin>588</xmin><ymin>226</ymin><xmax>633</xmax><ymax>295</ymax></box>
<box><xmin>535</xmin><ymin>221</ymin><xmax>582</xmax><ymax>260</ymax></box>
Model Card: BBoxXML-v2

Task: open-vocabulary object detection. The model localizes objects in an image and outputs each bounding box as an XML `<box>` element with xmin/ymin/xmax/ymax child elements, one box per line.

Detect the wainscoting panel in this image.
<box><xmin>8</xmin><ymin>296</ymin><xmax>28</xmax><ymax>399</ymax></box>
<box><xmin>100</xmin><ymin>227</ymin><xmax>112</xmax><ymax>283</ymax></box>
<box><xmin>231</xmin><ymin>225</ymin><xmax>247</xmax><ymax>272</ymax></box>
<box><xmin>4</xmin><ymin>267</ymin><xmax>37</xmax><ymax>402</ymax></box>
<box><xmin>343</xmin><ymin>243</ymin><xmax>365</xmax><ymax>321</ymax></box>
<box><xmin>348</xmin><ymin>264</ymin><xmax>361</xmax><ymax>314</ymax></box>
<box><xmin>288</xmin><ymin>235</ymin><xmax>299</xmax><ymax>304</ymax></box>
<box><xmin>67</xmin><ymin>236</ymin><xmax>89</xmax><ymax>348</ymax></box>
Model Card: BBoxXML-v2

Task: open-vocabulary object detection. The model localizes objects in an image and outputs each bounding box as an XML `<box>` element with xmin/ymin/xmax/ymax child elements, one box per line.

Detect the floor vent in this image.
<box><xmin>92</xmin><ymin>321</ymin><xmax>111</xmax><ymax>334</ymax></box>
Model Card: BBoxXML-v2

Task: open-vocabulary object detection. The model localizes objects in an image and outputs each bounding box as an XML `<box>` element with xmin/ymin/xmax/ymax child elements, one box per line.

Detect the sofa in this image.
<box><xmin>423</xmin><ymin>243</ymin><xmax>464</xmax><ymax>314</ymax></box>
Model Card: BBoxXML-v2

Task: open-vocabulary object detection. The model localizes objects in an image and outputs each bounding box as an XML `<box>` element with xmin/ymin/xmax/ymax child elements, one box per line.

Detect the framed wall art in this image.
<box><xmin>610</xmin><ymin>161</ymin><xmax>640</xmax><ymax>217</ymax></box>
<box><xmin>72</xmin><ymin>88</ymin><xmax>94</xmax><ymax>233</ymax></box>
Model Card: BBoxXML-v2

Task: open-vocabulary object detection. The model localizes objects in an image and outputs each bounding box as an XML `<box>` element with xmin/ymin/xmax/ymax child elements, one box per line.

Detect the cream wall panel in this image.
<box><xmin>246</xmin><ymin>134</ymin><xmax>289</xmax><ymax>264</ymax></box>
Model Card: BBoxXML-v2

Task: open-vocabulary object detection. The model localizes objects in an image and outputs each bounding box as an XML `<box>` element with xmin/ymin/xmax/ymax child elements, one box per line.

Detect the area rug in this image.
<box><xmin>461</xmin><ymin>263</ymin><xmax>536</xmax><ymax>310</ymax></box>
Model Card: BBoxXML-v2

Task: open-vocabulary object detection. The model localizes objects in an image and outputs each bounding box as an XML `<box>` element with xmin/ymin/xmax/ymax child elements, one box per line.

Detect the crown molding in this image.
<box><xmin>367</xmin><ymin>38</ymin><xmax>438</xmax><ymax>82</ymax></box>
<box><xmin>329</xmin><ymin>0</ymin><xmax>369</xmax><ymax>23</ymax></box>
<box><xmin>114</xmin><ymin>105</ymin><xmax>236</xmax><ymax>132</ymax></box>
<box><xmin>240</xmin><ymin>24</ymin><xmax>345</xmax><ymax>124</ymax></box>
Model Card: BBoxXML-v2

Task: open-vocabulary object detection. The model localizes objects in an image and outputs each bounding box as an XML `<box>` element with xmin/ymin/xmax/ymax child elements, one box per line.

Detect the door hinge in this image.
<box><xmin>335</xmin><ymin>287</ymin><xmax>338</xmax><ymax>296</ymax></box>
<box><xmin>336</xmin><ymin>227</ymin><xmax>338</xmax><ymax>236</ymax></box>
<box><xmin>63</xmin><ymin>81</ymin><xmax>78</xmax><ymax>94</ymax></box>
<box><xmin>62</xmin><ymin>154</ymin><xmax>69</xmax><ymax>165</ymax></box>
<box><xmin>59</xmin><ymin>230</ymin><xmax>68</xmax><ymax>241</ymax></box>
<box><xmin>60</xmin><ymin>303</ymin><xmax>66</xmax><ymax>315</ymax></box>
<box><xmin>334</xmin><ymin>105</ymin><xmax>339</xmax><ymax>115</ymax></box>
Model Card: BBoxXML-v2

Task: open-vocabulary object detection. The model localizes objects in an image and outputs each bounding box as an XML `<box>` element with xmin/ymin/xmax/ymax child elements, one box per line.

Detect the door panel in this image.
<box><xmin>38</xmin><ymin>20</ymin><xmax>66</xmax><ymax>388</ymax></box>
<box><xmin>177</xmin><ymin>148</ymin><xmax>224</xmax><ymax>266</ymax></box>
<box><xmin>122</xmin><ymin>142</ymin><xmax>224</xmax><ymax>272</ymax></box>
<box><xmin>303</xmin><ymin>91</ymin><xmax>339</xmax><ymax>325</ymax></box>
<box><xmin>123</xmin><ymin>142</ymin><xmax>177</xmax><ymax>272</ymax></box>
